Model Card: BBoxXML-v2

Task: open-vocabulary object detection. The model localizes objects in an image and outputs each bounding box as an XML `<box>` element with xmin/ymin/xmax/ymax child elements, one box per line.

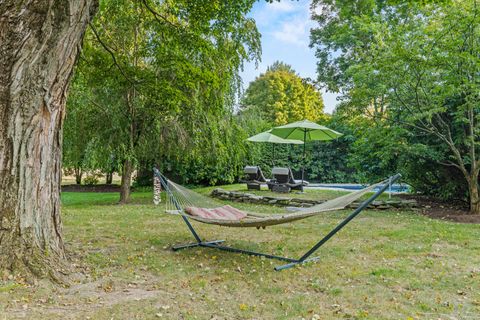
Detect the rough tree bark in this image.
<box><xmin>0</xmin><ymin>1</ymin><xmax>97</xmax><ymax>281</ymax></box>
<box><xmin>118</xmin><ymin>86</ymin><xmax>137</xmax><ymax>204</ymax></box>
<box><xmin>469</xmin><ymin>180</ymin><xmax>480</xmax><ymax>214</ymax></box>
<box><xmin>119</xmin><ymin>159</ymin><xmax>133</xmax><ymax>204</ymax></box>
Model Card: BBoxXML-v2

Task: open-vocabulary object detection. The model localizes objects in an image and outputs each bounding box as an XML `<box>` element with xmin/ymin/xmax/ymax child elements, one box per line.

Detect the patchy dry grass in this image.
<box><xmin>1</xmin><ymin>186</ymin><xmax>479</xmax><ymax>319</ymax></box>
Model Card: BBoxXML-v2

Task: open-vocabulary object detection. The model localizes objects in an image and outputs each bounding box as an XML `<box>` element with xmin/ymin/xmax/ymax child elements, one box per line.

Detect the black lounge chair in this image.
<box><xmin>269</xmin><ymin>167</ymin><xmax>309</xmax><ymax>193</ymax></box>
<box><xmin>241</xmin><ymin>166</ymin><xmax>268</xmax><ymax>190</ymax></box>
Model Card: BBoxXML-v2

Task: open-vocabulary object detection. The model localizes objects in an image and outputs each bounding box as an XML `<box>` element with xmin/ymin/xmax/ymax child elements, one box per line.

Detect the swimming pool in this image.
<box><xmin>307</xmin><ymin>183</ymin><xmax>411</xmax><ymax>193</ymax></box>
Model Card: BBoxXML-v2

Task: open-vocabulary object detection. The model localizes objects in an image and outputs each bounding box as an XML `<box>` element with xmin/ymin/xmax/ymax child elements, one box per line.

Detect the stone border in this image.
<box><xmin>211</xmin><ymin>189</ymin><xmax>418</xmax><ymax>210</ymax></box>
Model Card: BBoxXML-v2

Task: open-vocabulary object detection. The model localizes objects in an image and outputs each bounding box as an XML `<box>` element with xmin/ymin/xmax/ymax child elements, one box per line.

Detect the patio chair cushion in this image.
<box><xmin>272</xmin><ymin>167</ymin><xmax>289</xmax><ymax>175</ymax></box>
<box><xmin>244</xmin><ymin>166</ymin><xmax>259</xmax><ymax>174</ymax></box>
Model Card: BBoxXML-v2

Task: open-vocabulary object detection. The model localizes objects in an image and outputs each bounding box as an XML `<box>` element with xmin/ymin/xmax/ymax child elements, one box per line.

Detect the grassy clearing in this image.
<box><xmin>1</xmin><ymin>187</ymin><xmax>479</xmax><ymax>319</ymax></box>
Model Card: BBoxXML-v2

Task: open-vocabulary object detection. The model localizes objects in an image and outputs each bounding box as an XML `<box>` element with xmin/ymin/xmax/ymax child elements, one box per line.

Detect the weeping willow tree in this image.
<box><xmin>66</xmin><ymin>0</ymin><xmax>261</xmax><ymax>201</ymax></box>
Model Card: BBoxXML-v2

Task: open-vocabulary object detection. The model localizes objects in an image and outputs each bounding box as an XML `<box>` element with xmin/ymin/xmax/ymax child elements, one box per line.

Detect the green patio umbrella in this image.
<box><xmin>246</xmin><ymin>130</ymin><xmax>303</xmax><ymax>165</ymax></box>
<box><xmin>270</xmin><ymin>120</ymin><xmax>343</xmax><ymax>184</ymax></box>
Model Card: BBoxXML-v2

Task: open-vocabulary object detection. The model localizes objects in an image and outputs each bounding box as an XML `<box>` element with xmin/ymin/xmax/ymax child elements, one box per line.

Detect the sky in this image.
<box><xmin>240</xmin><ymin>0</ymin><xmax>339</xmax><ymax>113</ymax></box>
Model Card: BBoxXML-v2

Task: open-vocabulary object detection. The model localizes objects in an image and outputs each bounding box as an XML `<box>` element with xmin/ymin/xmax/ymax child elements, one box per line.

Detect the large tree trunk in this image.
<box><xmin>74</xmin><ymin>166</ymin><xmax>83</xmax><ymax>185</ymax></box>
<box><xmin>468</xmin><ymin>178</ymin><xmax>480</xmax><ymax>214</ymax></box>
<box><xmin>119</xmin><ymin>86</ymin><xmax>136</xmax><ymax>204</ymax></box>
<box><xmin>0</xmin><ymin>1</ymin><xmax>97</xmax><ymax>281</ymax></box>
<box><xmin>119</xmin><ymin>159</ymin><xmax>133</xmax><ymax>204</ymax></box>
<box><xmin>105</xmin><ymin>171</ymin><xmax>113</xmax><ymax>185</ymax></box>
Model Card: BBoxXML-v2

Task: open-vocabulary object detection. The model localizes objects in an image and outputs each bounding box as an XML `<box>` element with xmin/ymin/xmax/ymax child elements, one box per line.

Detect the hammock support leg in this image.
<box><xmin>172</xmin><ymin>239</ymin><xmax>225</xmax><ymax>251</ymax></box>
<box><xmin>274</xmin><ymin>256</ymin><xmax>321</xmax><ymax>271</ymax></box>
<box><xmin>274</xmin><ymin>173</ymin><xmax>402</xmax><ymax>271</ymax></box>
<box><xmin>172</xmin><ymin>238</ymin><xmax>297</xmax><ymax>262</ymax></box>
<box><xmin>199</xmin><ymin>242</ymin><xmax>298</xmax><ymax>262</ymax></box>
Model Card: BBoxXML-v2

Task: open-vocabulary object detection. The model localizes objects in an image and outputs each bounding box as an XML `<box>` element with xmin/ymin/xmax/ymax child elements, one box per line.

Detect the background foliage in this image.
<box><xmin>64</xmin><ymin>0</ymin><xmax>480</xmax><ymax>212</ymax></box>
<box><xmin>310</xmin><ymin>0</ymin><xmax>480</xmax><ymax>210</ymax></box>
<box><xmin>65</xmin><ymin>0</ymin><xmax>262</xmax><ymax>192</ymax></box>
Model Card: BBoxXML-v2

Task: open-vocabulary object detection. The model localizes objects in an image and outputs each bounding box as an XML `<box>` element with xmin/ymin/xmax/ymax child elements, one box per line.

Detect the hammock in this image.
<box><xmin>153</xmin><ymin>168</ymin><xmax>401</xmax><ymax>271</ymax></box>
<box><xmin>160</xmin><ymin>173</ymin><xmax>386</xmax><ymax>228</ymax></box>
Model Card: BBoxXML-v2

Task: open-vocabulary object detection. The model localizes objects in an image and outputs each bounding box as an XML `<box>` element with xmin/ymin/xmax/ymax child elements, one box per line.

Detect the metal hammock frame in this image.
<box><xmin>154</xmin><ymin>168</ymin><xmax>401</xmax><ymax>271</ymax></box>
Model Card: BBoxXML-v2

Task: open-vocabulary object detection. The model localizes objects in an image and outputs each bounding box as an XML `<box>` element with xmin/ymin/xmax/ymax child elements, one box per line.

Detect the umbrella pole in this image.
<box><xmin>272</xmin><ymin>144</ymin><xmax>275</xmax><ymax>166</ymax></box>
<box><xmin>302</xmin><ymin>130</ymin><xmax>306</xmax><ymax>184</ymax></box>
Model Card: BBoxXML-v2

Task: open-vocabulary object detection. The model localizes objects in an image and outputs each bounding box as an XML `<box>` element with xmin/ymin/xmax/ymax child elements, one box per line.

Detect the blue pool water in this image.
<box><xmin>307</xmin><ymin>183</ymin><xmax>411</xmax><ymax>193</ymax></box>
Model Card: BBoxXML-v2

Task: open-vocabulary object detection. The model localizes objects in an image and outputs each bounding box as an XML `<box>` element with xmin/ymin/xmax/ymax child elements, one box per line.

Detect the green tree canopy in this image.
<box><xmin>241</xmin><ymin>61</ymin><xmax>327</xmax><ymax>125</ymax></box>
<box><xmin>311</xmin><ymin>0</ymin><xmax>480</xmax><ymax>213</ymax></box>
<box><xmin>65</xmin><ymin>0</ymin><xmax>261</xmax><ymax>198</ymax></box>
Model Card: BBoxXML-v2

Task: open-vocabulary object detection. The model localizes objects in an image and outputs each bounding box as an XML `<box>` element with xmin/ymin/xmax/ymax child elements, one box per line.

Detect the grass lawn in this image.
<box><xmin>1</xmin><ymin>186</ymin><xmax>479</xmax><ymax>319</ymax></box>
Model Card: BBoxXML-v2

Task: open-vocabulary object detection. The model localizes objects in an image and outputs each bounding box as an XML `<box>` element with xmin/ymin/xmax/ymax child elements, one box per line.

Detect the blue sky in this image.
<box><xmin>240</xmin><ymin>0</ymin><xmax>339</xmax><ymax>113</ymax></box>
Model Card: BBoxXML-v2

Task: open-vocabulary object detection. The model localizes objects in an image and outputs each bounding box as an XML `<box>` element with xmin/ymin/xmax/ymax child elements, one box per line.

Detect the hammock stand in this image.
<box><xmin>154</xmin><ymin>169</ymin><xmax>401</xmax><ymax>271</ymax></box>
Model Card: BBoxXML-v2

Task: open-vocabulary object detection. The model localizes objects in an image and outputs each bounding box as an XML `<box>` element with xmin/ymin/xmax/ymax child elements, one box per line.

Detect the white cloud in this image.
<box><xmin>241</xmin><ymin>0</ymin><xmax>340</xmax><ymax>112</ymax></box>
<box><xmin>269</xmin><ymin>1</ymin><xmax>296</xmax><ymax>12</ymax></box>
<box><xmin>272</xmin><ymin>15</ymin><xmax>309</xmax><ymax>46</ymax></box>
<box><xmin>258</xmin><ymin>1</ymin><xmax>315</xmax><ymax>47</ymax></box>
<box><xmin>253</xmin><ymin>0</ymin><xmax>304</xmax><ymax>27</ymax></box>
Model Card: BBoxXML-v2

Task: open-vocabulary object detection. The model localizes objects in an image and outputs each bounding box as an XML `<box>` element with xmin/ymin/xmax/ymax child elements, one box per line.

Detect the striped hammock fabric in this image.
<box><xmin>185</xmin><ymin>205</ymin><xmax>247</xmax><ymax>220</ymax></box>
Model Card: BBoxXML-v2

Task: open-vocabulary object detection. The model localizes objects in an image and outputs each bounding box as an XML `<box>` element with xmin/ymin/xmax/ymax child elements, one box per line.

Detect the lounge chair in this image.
<box><xmin>241</xmin><ymin>166</ymin><xmax>268</xmax><ymax>190</ymax></box>
<box><xmin>270</xmin><ymin>167</ymin><xmax>309</xmax><ymax>193</ymax></box>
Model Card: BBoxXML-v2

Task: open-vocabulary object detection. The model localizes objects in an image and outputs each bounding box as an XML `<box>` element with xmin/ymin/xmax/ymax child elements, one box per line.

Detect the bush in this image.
<box><xmin>84</xmin><ymin>174</ymin><xmax>100</xmax><ymax>185</ymax></box>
